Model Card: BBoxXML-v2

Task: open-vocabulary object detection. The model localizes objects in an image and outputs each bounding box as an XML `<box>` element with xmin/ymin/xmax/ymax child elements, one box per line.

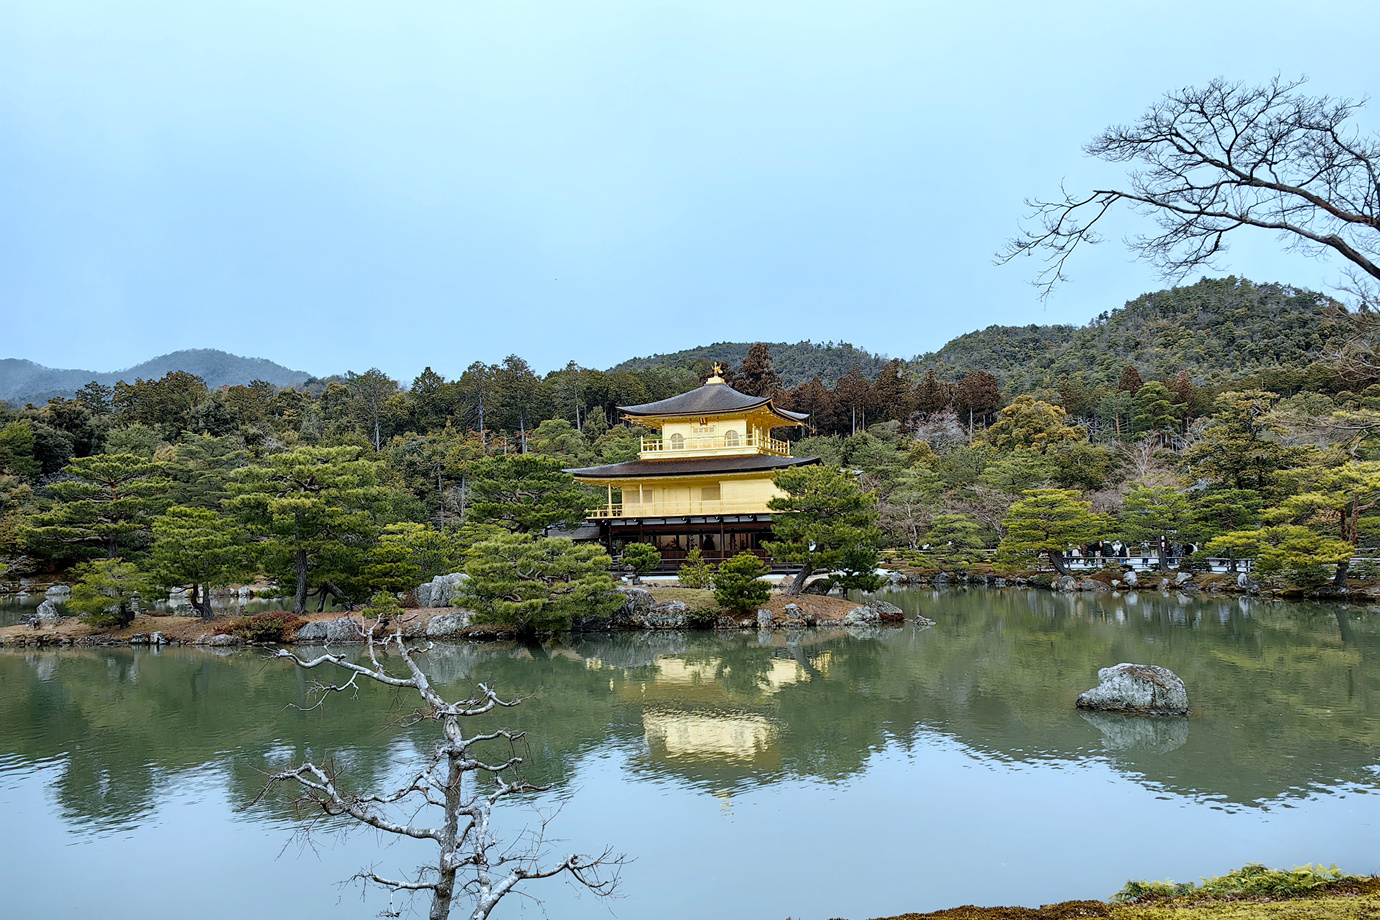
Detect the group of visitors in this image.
<box><xmin>1073</xmin><ymin>538</ymin><xmax>1198</xmax><ymax>565</ymax></box>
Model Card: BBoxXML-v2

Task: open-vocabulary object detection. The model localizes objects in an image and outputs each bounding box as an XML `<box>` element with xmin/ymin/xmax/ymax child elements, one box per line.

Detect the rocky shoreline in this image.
<box><xmin>0</xmin><ymin>586</ymin><xmax>916</xmax><ymax>649</ymax></box>
<box><xmin>882</xmin><ymin>565</ymin><xmax>1380</xmax><ymax>603</ymax></box>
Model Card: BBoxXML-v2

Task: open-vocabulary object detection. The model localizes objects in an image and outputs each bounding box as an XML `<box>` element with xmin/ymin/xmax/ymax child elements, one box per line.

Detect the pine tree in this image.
<box><xmin>713</xmin><ymin>552</ymin><xmax>772</xmax><ymax>612</ymax></box>
<box><xmin>148</xmin><ymin>506</ymin><xmax>252</xmax><ymax>618</ymax></box>
<box><xmin>994</xmin><ymin>488</ymin><xmax>1108</xmax><ymax>577</ymax></box>
<box><xmin>227</xmin><ymin>446</ymin><xmax>394</xmax><ymax>616</ymax></box>
<box><xmin>460</xmin><ymin>532</ymin><xmax>621</xmax><ymax>637</ymax></box>
<box><xmin>766</xmin><ymin>465</ymin><xmax>882</xmax><ymax>595</ymax></box>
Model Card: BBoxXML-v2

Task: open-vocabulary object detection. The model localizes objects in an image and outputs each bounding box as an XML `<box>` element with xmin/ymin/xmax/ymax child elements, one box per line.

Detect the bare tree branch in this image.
<box><xmin>255</xmin><ymin>622</ymin><xmax>623</xmax><ymax>920</ymax></box>
<box><xmin>999</xmin><ymin>76</ymin><xmax>1380</xmax><ymax>300</ymax></box>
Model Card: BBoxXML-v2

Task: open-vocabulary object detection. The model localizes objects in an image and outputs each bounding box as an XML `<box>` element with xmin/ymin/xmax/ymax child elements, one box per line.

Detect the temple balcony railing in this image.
<box><xmin>587</xmin><ymin>498</ymin><xmax>774</xmax><ymax>519</ymax></box>
<box><xmin>638</xmin><ymin>434</ymin><xmax>791</xmax><ymax>459</ymax></box>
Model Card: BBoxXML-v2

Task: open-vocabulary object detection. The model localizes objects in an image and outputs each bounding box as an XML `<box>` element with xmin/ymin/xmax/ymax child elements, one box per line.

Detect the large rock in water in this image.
<box><xmin>868</xmin><ymin>600</ymin><xmax>905</xmax><ymax>623</ymax></box>
<box><xmin>842</xmin><ymin>605</ymin><xmax>880</xmax><ymax>627</ymax></box>
<box><xmin>1076</xmin><ymin>663</ymin><xmax>1190</xmax><ymax>716</ymax></box>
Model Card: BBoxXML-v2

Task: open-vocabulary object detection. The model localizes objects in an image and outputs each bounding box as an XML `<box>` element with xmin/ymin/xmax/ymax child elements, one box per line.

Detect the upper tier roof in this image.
<box><xmin>566</xmin><ymin>454</ymin><xmax>819</xmax><ymax>480</ymax></box>
<box><xmin>619</xmin><ymin>380</ymin><xmax>808</xmax><ymax>423</ymax></box>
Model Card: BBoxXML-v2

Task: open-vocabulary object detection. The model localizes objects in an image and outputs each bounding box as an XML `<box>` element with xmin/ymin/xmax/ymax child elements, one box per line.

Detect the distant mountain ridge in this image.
<box><xmin>2</xmin><ymin>278</ymin><xmax>1353</xmax><ymax>406</ymax></box>
<box><xmin>0</xmin><ymin>349</ymin><xmax>313</xmax><ymax>405</ymax></box>
<box><xmin>910</xmin><ymin>277</ymin><xmax>1354</xmax><ymax>392</ymax></box>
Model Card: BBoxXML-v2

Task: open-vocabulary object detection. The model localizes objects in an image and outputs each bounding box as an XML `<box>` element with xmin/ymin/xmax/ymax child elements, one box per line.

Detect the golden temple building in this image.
<box><xmin>566</xmin><ymin>365</ymin><xmax>818</xmax><ymax>565</ymax></box>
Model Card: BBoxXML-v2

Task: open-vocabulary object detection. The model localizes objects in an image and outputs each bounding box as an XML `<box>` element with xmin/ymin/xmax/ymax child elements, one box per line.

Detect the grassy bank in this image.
<box><xmin>857</xmin><ymin>866</ymin><xmax>1380</xmax><ymax>920</ymax></box>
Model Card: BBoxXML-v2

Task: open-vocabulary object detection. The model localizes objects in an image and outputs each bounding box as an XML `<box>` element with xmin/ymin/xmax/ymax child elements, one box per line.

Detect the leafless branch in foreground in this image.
<box><xmin>998</xmin><ymin>76</ymin><xmax>1380</xmax><ymax>300</ymax></box>
<box><xmin>253</xmin><ymin>622</ymin><xmax>623</xmax><ymax>920</ymax></box>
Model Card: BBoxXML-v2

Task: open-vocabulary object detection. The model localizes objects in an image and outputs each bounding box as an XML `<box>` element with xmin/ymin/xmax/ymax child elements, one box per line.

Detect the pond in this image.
<box><xmin>1</xmin><ymin>587</ymin><xmax>1378</xmax><ymax>920</ymax></box>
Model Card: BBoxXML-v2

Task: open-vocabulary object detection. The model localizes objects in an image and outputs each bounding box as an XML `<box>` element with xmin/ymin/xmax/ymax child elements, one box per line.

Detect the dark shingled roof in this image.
<box><xmin>619</xmin><ymin>382</ymin><xmax>808</xmax><ymax>422</ymax></box>
<box><xmin>566</xmin><ymin>454</ymin><xmax>819</xmax><ymax>480</ymax></box>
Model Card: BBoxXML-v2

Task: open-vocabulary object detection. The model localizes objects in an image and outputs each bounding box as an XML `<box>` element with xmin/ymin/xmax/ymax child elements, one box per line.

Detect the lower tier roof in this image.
<box><xmin>566</xmin><ymin>454</ymin><xmax>819</xmax><ymax>480</ymax></box>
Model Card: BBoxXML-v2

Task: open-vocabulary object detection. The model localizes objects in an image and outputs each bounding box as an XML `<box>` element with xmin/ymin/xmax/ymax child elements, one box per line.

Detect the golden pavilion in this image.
<box><xmin>566</xmin><ymin>365</ymin><xmax>818</xmax><ymax>564</ymax></box>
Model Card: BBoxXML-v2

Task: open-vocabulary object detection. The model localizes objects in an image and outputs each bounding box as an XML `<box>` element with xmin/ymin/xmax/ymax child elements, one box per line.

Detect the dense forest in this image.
<box><xmin>2</xmin><ymin>276</ymin><xmax>1379</xmax><ymax>607</ymax></box>
<box><xmin>612</xmin><ymin>340</ymin><xmax>890</xmax><ymax>389</ymax></box>
<box><xmin>913</xmin><ymin>277</ymin><xmax>1351</xmax><ymax>395</ymax></box>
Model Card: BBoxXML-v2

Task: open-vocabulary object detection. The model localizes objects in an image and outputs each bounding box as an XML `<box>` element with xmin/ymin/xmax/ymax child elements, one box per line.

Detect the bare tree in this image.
<box><xmin>345</xmin><ymin>368</ymin><xmax>400</xmax><ymax>452</ymax></box>
<box><xmin>257</xmin><ymin>625</ymin><xmax>621</xmax><ymax>920</ymax></box>
<box><xmin>1116</xmin><ymin>436</ymin><xmax>1179</xmax><ymax>487</ymax></box>
<box><xmin>1000</xmin><ymin>76</ymin><xmax>1380</xmax><ymax>298</ymax></box>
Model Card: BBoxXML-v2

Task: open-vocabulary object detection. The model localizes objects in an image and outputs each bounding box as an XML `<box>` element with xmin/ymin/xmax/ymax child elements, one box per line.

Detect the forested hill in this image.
<box><xmin>912</xmin><ymin>277</ymin><xmax>1354</xmax><ymax>393</ymax></box>
<box><xmin>609</xmin><ymin>341</ymin><xmax>890</xmax><ymax>388</ymax></box>
<box><xmin>0</xmin><ymin>349</ymin><xmax>311</xmax><ymax>405</ymax></box>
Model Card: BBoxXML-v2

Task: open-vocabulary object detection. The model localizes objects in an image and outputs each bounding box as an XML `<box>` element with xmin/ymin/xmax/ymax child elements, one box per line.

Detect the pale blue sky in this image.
<box><xmin>2</xmin><ymin>1</ymin><xmax>1376</xmax><ymax>381</ymax></box>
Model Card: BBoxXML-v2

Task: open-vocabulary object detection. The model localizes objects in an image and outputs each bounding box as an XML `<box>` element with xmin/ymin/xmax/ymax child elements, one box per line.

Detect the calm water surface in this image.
<box><xmin>1</xmin><ymin>587</ymin><xmax>1378</xmax><ymax>920</ymax></box>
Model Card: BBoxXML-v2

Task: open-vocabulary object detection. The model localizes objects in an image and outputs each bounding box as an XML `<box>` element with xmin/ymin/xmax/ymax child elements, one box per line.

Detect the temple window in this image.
<box><xmin>724</xmin><ymin>430</ymin><xmax>740</xmax><ymax>446</ymax></box>
<box><xmin>670</xmin><ymin>433</ymin><xmax>684</xmax><ymax>449</ymax></box>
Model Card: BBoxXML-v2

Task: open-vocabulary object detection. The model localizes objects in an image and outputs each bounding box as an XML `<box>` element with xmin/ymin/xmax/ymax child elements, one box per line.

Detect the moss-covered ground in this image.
<box><xmin>853</xmin><ymin>868</ymin><xmax>1380</xmax><ymax>920</ymax></box>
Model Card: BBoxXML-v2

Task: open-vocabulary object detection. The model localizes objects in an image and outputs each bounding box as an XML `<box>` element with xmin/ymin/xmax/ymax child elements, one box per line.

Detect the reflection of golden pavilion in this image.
<box><xmin>642</xmin><ymin>710</ymin><xmax>778</xmax><ymax>761</ymax></box>
<box><xmin>629</xmin><ymin>655</ymin><xmax>812</xmax><ymax>766</ymax></box>
<box><xmin>566</xmin><ymin>365</ymin><xmax>818</xmax><ymax>565</ymax></box>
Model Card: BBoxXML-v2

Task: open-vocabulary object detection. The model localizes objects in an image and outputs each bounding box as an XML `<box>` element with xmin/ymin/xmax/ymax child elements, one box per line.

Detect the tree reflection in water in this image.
<box><xmin>0</xmin><ymin>587</ymin><xmax>1377</xmax><ymax>831</ymax></box>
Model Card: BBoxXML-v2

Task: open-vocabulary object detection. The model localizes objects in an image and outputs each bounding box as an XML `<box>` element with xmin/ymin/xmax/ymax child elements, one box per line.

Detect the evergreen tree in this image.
<box><xmin>112</xmin><ymin>370</ymin><xmax>209</xmax><ymax>436</ymax></box>
<box><xmin>25</xmin><ymin>453</ymin><xmax>171</xmax><ymax>562</ymax></box>
<box><xmin>870</xmin><ymin>359</ymin><xmax>913</xmax><ymax>423</ymax></box>
<box><xmin>677</xmin><ymin>547</ymin><xmax>715</xmax><ymax>588</ymax></box>
<box><xmin>467</xmin><ymin>455</ymin><xmax>593</xmax><ymax>533</ymax></box>
<box><xmin>951</xmin><ymin>371</ymin><xmax>1000</xmax><ymax>432</ymax></box>
<box><xmin>345</xmin><ymin>368</ymin><xmax>401</xmax><ymax>452</ymax></box>
<box><xmin>67</xmin><ymin>558</ymin><xmax>151</xmax><ymax>628</ymax></box>
<box><xmin>1185</xmin><ymin>391</ymin><xmax>1302</xmax><ymax>501</ymax></box>
<box><xmin>1119</xmin><ymin>485</ymin><xmax>1195</xmax><ymax>569</ymax></box>
<box><xmin>1116</xmin><ymin>365</ymin><xmax>1145</xmax><ymax>393</ymax></box>
<box><xmin>227</xmin><ymin>446</ymin><xmax>394</xmax><ymax>616</ymax></box>
<box><xmin>913</xmin><ymin>369</ymin><xmax>949</xmax><ymax>418</ymax></box>
<box><xmin>979</xmin><ymin>395</ymin><xmax>1085</xmax><ymax>451</ymax></box>
<box><xmin>621</xmin><ymin>541</ymin><xmax>661</xmax><ymax>576</ymax></box>
<box><xmin>833</xmin><ymin>365</ymin><xmax>874</xmax><ymax>434</ymax></box>
<box><xmin>766</xmin><ymin>465</ymin><xmax>882</xmax><ymax>595</ymax></box>
<box><xmin>918</xmin><ymin>513</ymin><xmax>986</xmax><ymax>569</ymax></box>
<box><xmin>1271</xmin><ymin>459</ymin><xmax>1380</xmax><ymax>586</ymax></box>
<box><xmin>526</xmin><ymin>419</ymin><xmax>593</xmax><ymax>462</ymax></box>
<box><xmin>781</xmin><ymin>377</ymin><xmax>840</xmax><ymax>434</ymax></box>
<box><xmin>1207</xmin><ymin>525</ymin><xmax>1354</xmax><ymax>590</ymax></box>
<box><xmin>1166</xmin><ymin>371</ymin><xmax>1200</xmax><ymax>425</ymax></box>
<box><xmin>0</xmin><ymin>421</ymin><xmax>41</xmax><ymax>483</ymax></box>
<box><xmin>994</xmin><ymin>488</ymin><xmax>1108</xmax><ymax>577</ymax></box>
<box><xmin>1132</xmin><ymin>381</ymin><xmax>1183</xmax><ymax>443</ymax></box>
<box><xmin>713</xmin><ymin>552</ymin><xmax>772</xmax><ymax>612</ymax></box>
<box><xmin>735</xmin><ymin>344</ymin><xmax>782</xmax><ymax>397</ymax></box>
<box><xmin>364</xmin><ymin>522</ymin><xmax>466</xmax><ymax>594</ymax></box>
<box><xmin>1189</xmin><ymin>488</ymin><xmax>1263</xmax><ymax>573</ymax></box>
<box><xmin>148</xmin><ymin>507</ymin><xmax>252</xmax><ymax>618</ymax></box>
<box><xmin>460</xmin><ymin>533</ymin><xmax>621</xmax><ymax>637</ymax></box>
